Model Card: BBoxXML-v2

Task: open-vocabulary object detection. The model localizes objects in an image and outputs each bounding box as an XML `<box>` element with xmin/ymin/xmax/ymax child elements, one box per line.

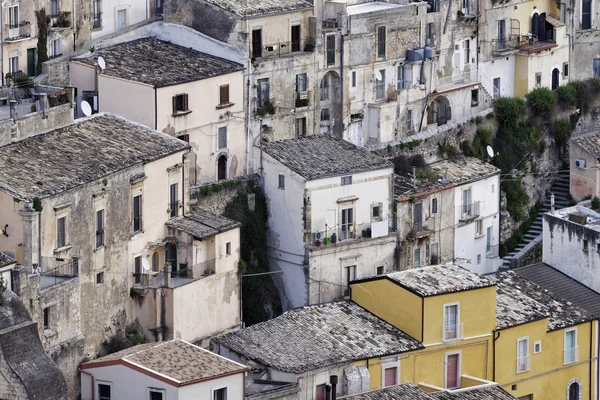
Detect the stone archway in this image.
<box><xmin>427</xmin><ymin>96</ymin><xmax>451</xmax><ymax>126</ymax></box>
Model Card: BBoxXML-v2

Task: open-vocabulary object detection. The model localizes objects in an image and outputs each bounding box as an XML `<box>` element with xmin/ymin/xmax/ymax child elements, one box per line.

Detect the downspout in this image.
<box><xmin>79</xmin><ymin>367</ymin><xmax>95</xmax><ymax>400</ymax></box>
<box><xmin>1</xmin><ymin>0</ymin><xmax>4</xmax><ymax>86</ymax></box>
<box><xmin>476</xmin><ymin>0</ymin><xmax>480</xmax><ymax>66</ymax></box>
<box><xmin>245</xmin><ymin>20</ymin><xmax>251</xmax><ymax>175</ymax></box>
<box><xmin>154</xmin><ymin>87</ymin><xmax>157</xmax><ymax>130</ymax></box>
<box><xmin>339</xmin><ymin>33</ymin><xmax>344</xmax><ymax>139</ymax></box>
<box><xmin>493</xmin><ymin>330</ymin><xmax>500</xmax><ymax>381</ymax></box>
<box><xmin>72</xmin><ymin>0</ymin><xmax>76</xmax><ymax>51</ymax></box>
<box><xmin>590</xmin><ymin>321</ymin><xmax>593</xmax><ymax>400</ymax></box>
<box><xmin>38</xmin><ymin>213</ymin><xmax>42</xmax><ymax>272</ymax></box>
<box><xmin>595</xmin><ymin>320</ymin><xmax>599</xmax><ymax>400</ymax></box>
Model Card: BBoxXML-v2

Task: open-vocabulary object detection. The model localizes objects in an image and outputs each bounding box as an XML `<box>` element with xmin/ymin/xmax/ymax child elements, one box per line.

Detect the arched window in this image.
<box><xmin>568</xmin><ymin>380</ymin><xmax>581</xmax><ymax>400</ymax></box>
<box><xmin>152</xmin><ymin>252</ymin><xmax>159</xmax><ymax>272</ymax></box>
<box><xmin>217</xmin><ymin>155</ymin><xmax>227</xmax><ymax>181</ymax></box>
<box><xmin>531</xmin><ymin>13</ymin><xmax>539</xmax><ymax>35</ymax></box>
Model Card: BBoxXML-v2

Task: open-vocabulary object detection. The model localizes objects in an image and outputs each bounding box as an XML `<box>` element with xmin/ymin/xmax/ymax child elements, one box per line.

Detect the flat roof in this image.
<box><xmin>203</xmin><ymin>0</ymin><xmax>312</xmax><ymax>17</ymax></box>
<box><xmin>355</xmin><ymin>264</ymin><xmax>494</xmax><ymax>297</ymax></box>
<box><xmin>75</xmin><ymin>38</ymin><xmax>243</xmax><ymax>88</ymax></box>
<box><xmin>546</xmin><ymin>205</ymin><xmax>600</xmax><ymax>233</ymax></box>
<box><xmin>217</xmin><ymin>301</ymin><xmax>423</xmax><ymax>373</ymax></box>
<box><xmin>82</xmin><ymin>339</ymin><xmax>247</xmax><ymax>385</ymax></box>
<box><xmin>347</xmin><ymin>2</ymin><xmax>405</xmax><ymax>15</ymax></box>
<box><xmin>165</xmin><ymin>210</ymin><xmax>241</xmax><ymax>240</ymax></box>
<box><xmin>262</xmin><ymin>135</ymin><xmax>393</xmax><ymax>181</ymax></box>
<box><xmin>0</xmin><ymin>113</ymin><xmax>189</xmax><ymax>200</ymax></box>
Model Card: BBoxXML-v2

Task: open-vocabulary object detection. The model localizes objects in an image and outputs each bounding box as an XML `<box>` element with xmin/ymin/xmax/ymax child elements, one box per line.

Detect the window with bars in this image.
<box><xmin>219</xmin><ymin>85</ymin><xmax>230</xmax><ymax>105</ymax></box>
<box><xmin>218</xmin><ymin>126</ymin><xmax>227</xmax><ymax>149</ymax></box>
<box><xmin>326</xmin><ymin>35</ymin><xmax>335</xmax><ymax>66</ymax></box>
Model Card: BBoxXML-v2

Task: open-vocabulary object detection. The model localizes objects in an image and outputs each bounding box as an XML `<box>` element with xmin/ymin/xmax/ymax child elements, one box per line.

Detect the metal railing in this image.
<box><xmin>250</xmin><ymin>39</ymin><xmax>315</xmax><ymax>59</ymax></box>
<box><xmin>92</xmin><ymin>14</ymin><xmax>102</xmax><ymax>29</ymax></box>
<box><xmin>443</xmin><ymin>322</ymin><xmax>463</xmax><ymax>341</ymax></box>
<box><xmin>310</xmin><ymin>225</ymin><xmax>375</xmax><ymax>246</ymax></box>
<box><xmin>564</xmin><ymin>346</ymin><xmax>578</xmax><ymax>364</ymax></box>
<box><xmin>39</xmin><ymin>256</ymin><xmax>79</xmax><ymax>286</ymax></box>
<box><xmin>459</xmin><ymin>201</ymin><xmax>481</xmax><ymax>221</ymax></box>
<box><xmin>50</xmin><ymin>12</ymin><xmax>71</xmax><ymax>29</ymax></box>
<box><xmin>5</xmin><ymin>24</ymin><xmax>31</xmax><ymax>41</ymax></box>
<box><xmin>437</xmin><ymin>68</ymin><xmax>479</xmax><ymax>88</ymax></box>
<box><xmin>491</xmin><ymin>37</ymin><xmax>520</xmax><ymax>53</ymax></box>
<box><xmin>376</xmin><ymin>81</ymin><xmax>386</xmax><ymax>100</ymax></box>
<box><xmin>486</xmin><ymin>244</ymin><xmax>500</xmax><ymax>258</ymax></box>
<box><xmin>322</xmin><ymin>18</ymin><xmax>340</xmax><ymax>29</ymax></box>
<box><xmin>516</xmin><ymin>355</ymin><xmax>530</xmax><ymax>373</ymax></box>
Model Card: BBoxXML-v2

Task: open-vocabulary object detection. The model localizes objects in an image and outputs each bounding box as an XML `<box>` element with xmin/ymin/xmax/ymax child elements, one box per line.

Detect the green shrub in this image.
<box><xmin>556</xmin><ymin>82</ymin><xmax>579</xmax><ymax>106</ymax></box>
<box><xmin>494</xmin><ymin>97</ymin><xmax>526</xmax><ymax>130</ymax></box>
<box><xmin>504</xmin><ymin>180</ymin><xmax>529</xmax><ymax>221</ymax></box>
<box><xmin>553</xmin><ymin>118</ymin><xmax>572</xmax><ymax>146</ymax></box>
<box><xmin>526</xmin><ymin>87</ymin><xmax>556</xmax><ymax>115</ymax></box>
<box><xmin>592</xmin><ymin>197</ymin><xmax>600</xmax><ymax>211</ymax></box>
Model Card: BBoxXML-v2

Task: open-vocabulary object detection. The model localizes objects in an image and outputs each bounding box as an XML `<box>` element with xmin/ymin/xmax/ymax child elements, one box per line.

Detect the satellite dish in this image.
<box><xmin>486</xmin><ymin>145</ymin><xmax>495</xmax><ymax>159</ymax></box>
<box><xmin>97</xmin><ymin>56</ymin><xmax>106</xmax><ymax>70</ymax></box>
<box><xmin>142</xmin><ymin>258</ymin><xmax>151</xmax><ymax>272</ymax></box>
<box><xmin>81</xmin><ymin>100</ymin><xmax>92</xmax><ymax>117</ymax></box>
<box><xmin>375</xmin><ymin>70</ymin><xmax>383</xmax><ymax>81</ymax></box>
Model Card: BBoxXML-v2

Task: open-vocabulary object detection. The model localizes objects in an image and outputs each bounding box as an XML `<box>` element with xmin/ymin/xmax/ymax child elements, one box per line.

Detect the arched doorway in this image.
<box><xmin>217</xmin><ymin>154</ymin><xmax>227</xmax><ymax>181</ymax></box>
<box><xmin>568</xmin><ymin>381</ymin><xmax>580</xmax><ymax>400</ymax></box>
<box><xmin>427</xmin><ymin>96</ymin><xmax>451</xmax><ymax>126</ymax></box>
<box><xmin>552</xmin><ymin>68</ymin><xmax>560</xmax><ymax>90</ymax></box>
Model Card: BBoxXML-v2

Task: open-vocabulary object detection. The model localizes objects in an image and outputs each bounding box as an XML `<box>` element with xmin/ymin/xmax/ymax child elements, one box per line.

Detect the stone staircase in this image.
<box><xmin>501</xmin><ymin>170</ymin><xmax>571</xmax><ymax>268</ymax></box>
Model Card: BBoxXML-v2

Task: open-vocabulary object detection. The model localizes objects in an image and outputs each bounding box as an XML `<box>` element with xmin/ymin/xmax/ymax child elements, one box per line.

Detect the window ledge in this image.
<box><xmin>92</xmin><ymin>26</ymin><xmax>103</xmax><ymax>31</ymax></box>
<box><xmin>442</xmin><ymin>337</ymin><xmax>463</xmax><ymax>344</ymax></box>
<box><xmin>172</xmin><ymin>110</ymin><xmax>192</xmax><ymax>117</ymax></box>
<box><xmin>43</xmin><ymin>329</ymin><xmax>58</xmax><ymax>338</ymax></box>
<box><xmin>131</xmin><ymin>231</ymin><xmax>145</xmax><ymax>239</ymax></box>
<box><xmin>516</xmin><ymin>368</ymin><xmax>530</xmax><ymax>374</ymax></box>
<box><xmin>94</xmin><ymin>245</ymin><xmax>105</xmax><ymax>252</ymax></box>
<box><xmin>54</xmin><ymin>245</ymin><xmax>72</xmax><ymax>254</ymax></box>
<box><xmin>475</xmin><ymin>233</ymin><xmax>485</xmax><ymax>239</ymax></box>
<box><xmin>216</xmin><ymin>102</ymin><xmax>235</xmax><ymax>110</ymax></box>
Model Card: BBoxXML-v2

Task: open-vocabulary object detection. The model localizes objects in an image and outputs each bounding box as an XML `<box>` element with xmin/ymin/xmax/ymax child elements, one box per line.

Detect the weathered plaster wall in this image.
<box><xmin>189</xmin><ymin>177</ymin><xmax>252</xmax><ymax>216</ymax></box>
<box><xmin>570</xmin><ymin>141</ymin><xmax>599</xmax><ymax>201</ymax></box>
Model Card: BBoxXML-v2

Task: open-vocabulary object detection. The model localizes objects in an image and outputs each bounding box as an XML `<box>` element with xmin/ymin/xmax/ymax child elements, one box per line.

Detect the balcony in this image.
<box><xmin>39</xmin><ymin>256</ymin><xmax>79</xmax><ymax>289</ymax></box>
<box><xmin>516</xmin><ymin>355</ymin><xmax>530</xmax><ymax>373</ymax></box>
<box><xmin>5</xmin><ymin>23</ymin><xmax>31</xmax><ymax>42</ymax></box>
<box><xmin>134</xmin><ymin>259</ymin><xmax>217</xmax><ymax>290</ymax></box>
<box><xmin>442</xmin><ymin>322</ymin><xmax>463</xmax><ymax>341</ymax></box>
<box><xmin>491</xmin><ymin>37</ymin><xmax>521</xmax><ymax>56</ymax></box>
<box><xmin>458</xmin><ymin>201</ymin><xmax>480</xmax><ymax>222</ymax></box>
<box><xmin>518</xmin><ymin>35</ymin><xmax>557</xmax><ymax>54</ymax></box>
<box><xmin>50</xmin><ymin>12</ymin><xmax>71</xmax><ymax>29</ymax></box>
<box><xmin>251</xmin><ymin>40</ymin><xmax>315</xmax><ymax>59</ymax></box>
<box><xmin>310</xmin><ymin>220</ymin><xmax>390</xmax><ymax>247</ymax></box>
<box><xmin>409</xmin><ymin>221</ymin><xmax>434</xmax><ymax>239</ymax></box>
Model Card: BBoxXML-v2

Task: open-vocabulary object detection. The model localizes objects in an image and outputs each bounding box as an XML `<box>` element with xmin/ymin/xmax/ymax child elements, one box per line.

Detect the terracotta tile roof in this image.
<box><xmin>573</xmin><ymin>131</ymin><xmax>600</xmax><ymax>158</ymax></box>
<box><xmin>217</xmin><ymin>301</ymin><xmax>423</xmax><ymax>373</ymax></box>
<box><xmin>83</xmin><ymin>340</ymin><xmax>247</xmax><ymax>384</ymax></box>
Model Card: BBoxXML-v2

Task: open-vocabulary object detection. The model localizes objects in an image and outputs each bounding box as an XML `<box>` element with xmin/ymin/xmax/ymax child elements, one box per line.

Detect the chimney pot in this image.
<box><xmin>325</xmin><ymin>384</ymin><xmax>332</xmax><ymax>400</ymax></box>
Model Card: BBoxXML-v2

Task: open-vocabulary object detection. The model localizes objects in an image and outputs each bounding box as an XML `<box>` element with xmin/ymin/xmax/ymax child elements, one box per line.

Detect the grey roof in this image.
<box><xmin>204</xmin><ymin>0</ymin><xmax>312</xmax><ymax>17</ymax></box>
<box><xmin>0</xmin><ymin>252</ymin><xmax>14</xmax><ymax>268</ymax></box>
<box><xmin>572</xmin><ymin>131</ymin><xmax>600</xmax><ymax>158</ymax></box>
<box><xmin>165</xmin><ymin>210</ymin><xmax>241</xmax><ymax>240</ymax></box>
<box><xmin>262</xmin><ymin>135</ymin><xmax>393</xmax><ymax>180</ymax></box>
<box><xmin>380</xmin><ymin>264</ymin><xmax>494</xmax><ymax>297</ymax></box>
<box><xmin>491</xmin><ymin>271</ymin><xmax>596</xmax><ymax>331</ymax></box>
<box><xmin>430</xmin><ymin>386</ymin><xmax>517</xmax><ymax>400</ymax></box>
<box><xmin>75</xmin><ymin>38</ymin><xmax>243</xmax><ymax>88</ymax></box>
<box><xmin>0</xmin><ymin>113</ymin><xmax>189</xmax><ymax>199</ymax></box>
<box><xmin>217</xmin><ymin>301</ymin><xmax>424</xmax><ymax>373</ymax></box>
<box><xmin>340</xmin><ymin>383</ymin><xmax>435</xmax><ymax>400</ymax></box>
<box><xmin>515</xmin><ymin>263</ymin><xmax>600</xmax><ymax>319</ymax></box>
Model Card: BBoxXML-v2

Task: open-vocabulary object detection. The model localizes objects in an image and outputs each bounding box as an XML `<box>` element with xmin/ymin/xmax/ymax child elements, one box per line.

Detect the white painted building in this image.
<box><xmin>259</xmin><ymin>135</ymin><xmax>397</xmax><ymax>309</ymax></box>
<box><xmin>80</xmin><ymin>339</ymin><xmax>247</xmax><ymax>400</ymax></box>
<box><xmin>90</xmin><ymin>0</ymin><xmax>150</xmax><ymax>40</ymax></box>
<box><xmin>543</xmin><ymin>205</ymin><xmax>600</xmax><ymax>294</ymax></box>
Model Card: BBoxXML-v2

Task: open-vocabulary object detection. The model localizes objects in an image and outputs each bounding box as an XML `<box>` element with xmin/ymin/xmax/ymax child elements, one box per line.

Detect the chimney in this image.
<box><xmin>550</xmin><ymin>193</ymin><xmax>555</xmax><ymax>212</ymax></box>
<box><xmin>9</xmin><ymin>100</ymin><xmax>17</xmax><ymax>121</ymax></box>
<box><xmin>325</xmin><ymin>384</ymin><xmax>332</xmax><ymax>400</ymax></box>
<box><xmin>330</xmin><ymin>375</ymin><xmax>338</xmax><ymax>400</ymax></box>
<box><xmin>163</xmin><ymin>264</ymin><xmax>172</xmax><ymax>288</ymax></box>
<box><xmin>19</xmin><ymin>204</ymin><xmax>40</xmax><ymax>274</ymax></box>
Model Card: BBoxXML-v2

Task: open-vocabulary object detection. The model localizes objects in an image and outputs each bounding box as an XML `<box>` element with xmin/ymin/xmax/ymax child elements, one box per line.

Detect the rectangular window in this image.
<box><xmin>296</xmin><ymin>73</ymin><xmax>307</xmax><ymax>94</ymax></box>
<box><xmin>563</xmin><ymin>63</ymin><xmax>569</xmax><ymax>78</ymax></box>
<box><xmin>169</xmin><ymin>183</ymin><xmax>178</xmax><ymax>218</ymax></box>
<box><xmin>257</xmin><ymin>79</ymin><xmax>270</xmax><ymax>108</ymax></box>
<box><xmin>475</xmin><ymin>219</ymin><xmax>482</xmax><ymax>236</ymax></box>
<box><xmin>462</xmin><ymin>0</ymin><xmax>470</xmax><ymax>14</ymax></box>
<box><xmin>584</xmin><ymin>239</ymin><xmax>589</xmax><ymax>252</ymax></box>
<box><xmin>445</xmin><ymin>353</ymin><xmax>460</xmax><ymax>389</ymax></box>
<box><xmin>291</xmin><ymin>25</ymin><xmax>301</xmax><ymax>52</ymax></box>
<box><xmin>497</xmin><ymin>20</ymin><xmax>506</xmax><ymax>49</ymax></box>
<box><xmin>326</xmin><ymin>35</ymin><xmax>335</xmax><ymax>66</ymax></box>
<box><xmin>351</xmin><ymin>71</ymin><xmax>356</xmax><ymax>87</ymax></box>
<box><xmin>564</xmin><ymin>329</ymin><xmax>577</xmax><ymax>364</ymax></box>
<box><xmin>172</xmin><ymin>93</ymin><xmax>188</xmax><ymax>114</ymax></box>
<box><xmin>178</xmin><ymin>134</ymin><xmax>189</xmax><ymax>143</ymax></box>
<box><xmin>376</xmin><ymin>69</ymin><xmax>386</xmax><ymax>100</ymax></box>
<box><xmin>218</xmin><ymin>126</ymin><xmax>227</xmax><ymax>149</ymax></box>
<box><xmin>278</xmin><ymin>174</ymin><xmax>285</xmax><ymax>189</ymax></box>
<box><xmin>535</xmin><ymin>72</ymin><xmax>542</xmax><ymax>87</ymax></box>
<box><xmin>150</xmin><ymin>390</ymin><xmax>164</xmax><ymax>400</ymax></box>
<box><xmin>57</xmin><ymin>216</ymin><xmax>66</xmax><ymax>248</ymax></box>
<box><xmin>341</xmin><ymin>207</ymin><xmax>354</xmax><ymax>240</ymax></box>
<box><xmin>383</xmin><ymin>366</ymin><xmax>397</xmax><ymax>387</ymax></box>
<box><xmin>341</xmin><ymin>176</ymin><xmax>352</xmax><ymax>186</ymax></box>
<box><xmin>320</xmin><ymin>75</ymin><xmax>330</xmax><ymax>100</ymax></box>
<box><xmin>134</xmin><ymin>256</ymin><xmax>141</xmax><ymax>284</ymax></box>
<box><xmin>295</xmin><ymin>117</ymin><xmax>307</xmax><ymax>137</ymax></box>
<box><xmin>98</xmin><ymin>384</ymin><xmax>111</xmax><ymax>400</ymax></box>
<box><xmin>116</xmin><ymin>9</ymin><xmax>127</xmax><ymax>30</ymax></box>
<box><xmin>594</xmin><ymin>59</ymin><xmax>600</xmax><ymax>78</ymax></box>
<box><xmin>226</xmin><ymin>242</ymin><xmax>231</xmax><ymax>255</ymax></box>
<box><xmin>582</xmin><ymin>0</ymin><xmax>592</xmax><ymax>30</ymax></box>
<box><xmin>96</xmin><ymin>210</ymin><xmax>104</xmax><ymax>248</ymax></box>
<box><xmin>432</xmin><ymin>198</ymin><xmax>438</xmax><ymax>213</ymax></box>
<box><xmin>428</xmin><ymin>0</ymin><xmax>440</xmax><ymax>12</ymax></box>
<box><xmin>52</xmin><ymin>39</ymin><xmax>61</xmax><ymax>58</ymax></box>
<box><xmin>464</xmin><ymin>40</ymin><xmax>470</xmax><ymax>64</ymax></box>
<box><xmin>219</xmin><ymin>85</ymin><xmax>230</xmax><ymax>105</ymax></box>
<box><xmin>9</xmin><ymin>57</ymin><xmax>18</xmax><ymax>74</ymax></box>
<box><xmin>321</xmin><ymin>108</ymin><xmax>330</xmax><ymax>122</ymax></box>
<box><xmin>8</xmin><ymin>6</ymin><xmax>18</xmax><ymax>28</ymax></box>
<box><xmin>133</xmin><ymin>194</ymin><xmax>142</xmax><ymax>232</ymax></box>
<box><xmin>477</xmin><ymin>254</ymin><xmax>481</xmax><ymax>265</ymax></box>
<box><xmin>43</xmin><ymin>307</ymin><xmax>50</xmax><ymax>329</ymax></box>
<box><xmin>372</xmin><ymin>205</ymin><xmax>381</xmax><ymax>219</ymax></box>
<box><xmin>315</xmin><ymin>384</ymin><xmax>326</xmax><ymax>400</ymax></box>
<box><xmin>534</xmin><ymin>340</ymin><xmax>542</xmax><ymax>354</ymax></box>
<box><xmin>252</xmin><ymin>29</ymin><xmax>262</xmax><ymax>58</ymax></box>
<box><xmin>444</xmin><ymin>303</ymin><xmax>460</xmax><ymax>340</ymax></box>
<box><xmin>427</xmin><ymin>22</ymin><xmax>435</xmax><ymax>45</ymax></box>
<box><xmin>517</xmin><ymin>337</ymin><xmax>530</xmax><ymax>372</ymax></box>
<box><xmin>413</xmin><ymin>202</ymin><xmax>422</xmax><ymax>231</ymax></box>
<box><xmin>214</xmin><ymin>387</ymin><xmax>227</xmax><ymax>400</ymax></box>
<box><xmin>377</xmin><ymin>266</ymin><xmax>384</xmax><ymax>275</ymax></box>
<box><xmin>96</xmin><ymin>271</ymin><xmax>104</xmax><ymax>285</ymax></box>
<box><xmin>397</xmin><ymin>65</ymin><xmax>413</xmax><ymax>90</ymax></box>
<box><xmin>471</xmin><ymin>89</ymin><xmax>479</xmax><ymax>106</ymax></box>
<box><xmin>407</xmin><ymin>109</ymin><xmax>413</xmax><ymax>131</ymax></box>
<box><xmin>346</xmin><ymin>265</ymin><xmax>356</xmax><ymax>292</ymax></box>
<box><xmin>431</xmin><ymin>243</ymin><xmax>439</xmax><ymax>264</ymax></box>
<box><xmin>493</xmin><ymin>77</ymin><xmax>501</xmax><ymax>99</ymax></box>
<box><xmin>92</xmin><ymin>0</ymin><xmax>102</xmax><ymax>28</ymax></box>
<box><xmin>377</xmin><ymin>26</ymin><xmax>386</xmax><ymax>58</ymax></box>
<box><xmin>414</xmin><ymin>248</ymin><xmax>421</xmax><ymax>266</ymax></box>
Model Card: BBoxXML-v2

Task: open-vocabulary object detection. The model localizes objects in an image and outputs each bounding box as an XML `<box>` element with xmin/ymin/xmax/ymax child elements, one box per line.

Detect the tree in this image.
<box><xmin>35</xmin><ymin>9</ymin><xmax>49</xmax><ymax>76</ymax></box>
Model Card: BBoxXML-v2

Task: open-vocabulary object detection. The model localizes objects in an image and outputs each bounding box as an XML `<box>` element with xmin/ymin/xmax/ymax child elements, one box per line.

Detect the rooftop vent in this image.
<box><xmin>568</xmin><ymin>212</ymin><xmax>588</xmax><ymax>225</ymax></box>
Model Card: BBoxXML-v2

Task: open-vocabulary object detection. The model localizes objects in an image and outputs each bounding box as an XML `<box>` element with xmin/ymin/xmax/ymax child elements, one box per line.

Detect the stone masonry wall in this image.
<box><xmin>0</xmin><ymin>103</ymin><xmax>74</xmax><ymax>146</ymax></box>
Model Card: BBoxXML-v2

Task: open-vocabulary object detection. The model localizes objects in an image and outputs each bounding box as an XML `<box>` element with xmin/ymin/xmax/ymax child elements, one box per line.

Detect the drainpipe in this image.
<box><xmin>1</xmin><ymin>0</ymin><xmax>4</xmax><ymax>86</ymax></box>
<box><xmin>79</xmin><ymin>367</ymin><xmax>95</xmax><ymax>400</ymax></box>
<box><xmin>325</xmin><ymin>384</ymin><xmax>332</xmax><ymax>400</ymax></box>
<box><xmin>72</xmin><ymin>0</ymin><xmax>76</xmax><ymax>51</ymax></box>
<box><xmin>245</xmin><ymin>20</ymin><xmax>251</xmax><ymax>175</ymax></box>
<box><xmin>550</xmin><ymin>193</ymin><xmax>555</xmax><ymax>212</ymax></box>
<box><xmin>492</xmin><ymin>330</ymin><xmax>500</xmax><ymax>381</ymax></box>
<box><xmin>339</xmin><ymin>34</ymin><xmax>344</xmax><ymax>139</ymax></box>
<box><xmin>330</xmin><ymin>375</ymin><xmax>338</xmax><ymax>400</ymax></box>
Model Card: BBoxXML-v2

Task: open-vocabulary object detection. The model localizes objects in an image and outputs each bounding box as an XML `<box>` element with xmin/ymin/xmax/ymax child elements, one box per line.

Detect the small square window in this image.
<box><xmin>173</xmin><ymin>93</ymin><xmax>188</xmax><ymax>113</ymax></box>
<box><xmin>96</xmin><ymin>272</ymin><xmax>104</xmax><ymax>285</ymax></box>
<box><xmin>376</xmin><ymin>266</ymin><xmax>384</xmax><ymax>275</ymax></box>
<box><xmin>533</xmin><ymin>340</ymin><xmax>542</xmax><ymax>354</ymax></box>
<box><xmin>98</xmin><ymin>383</ymin><xmax>111</xmax><ymax>400</ymax></box>
<box><xmin>219</xmin><ymin>84</ymin><xmax>230</xmax><ymax>105</ymax></box>
<box><xmin>341</xmin><ymin>176</ymin><xmax>352</xmax><ymax>186</ymax></box>
<box><xmin>278</xmin><ymin>174</ymin><xmax>285</xmax><ymax>189</ymax></box>
<box><xmin>226</xmin><ymin>242</ymin><xmax>231</xmax><ymax>255</ymax></box>
<box><xmin>149</xmin><ymin>389</ymin><xmax>164</xmax><ymax>400</ymax></box>
<box><xmin>373</xmin><ymin>206</ymin><xmax>380</xmax><ymax>219</ymax></box>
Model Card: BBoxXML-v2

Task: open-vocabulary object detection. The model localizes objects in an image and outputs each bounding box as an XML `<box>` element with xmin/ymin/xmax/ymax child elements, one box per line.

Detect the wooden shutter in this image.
<box><xmin>183</xmin><ymin>94</ymin><xmax>189</xmax><ymax>111</ymax></box>
<box><xmin>446</xmin><ymin>354</ymin><xmax>458</xmax><ymax>388</ymax></box>
<box><xmin>220</xmin><ymin>85</ymin><xmax>229</xmax><ymax>105</ymax></box>
<box><xmin>172</xmin><ymin>95</ymin><xmax>177</xmax><ymax>114</ymax></box>
<box><xmin>315</xmin><ymin>384</ymin><xmax>325</xmax><ymax>400</ymax></box>
<box><xmin>384</xmin><ymin>367</ymin><xmax>397</xmax><ymax>387</ymax></box>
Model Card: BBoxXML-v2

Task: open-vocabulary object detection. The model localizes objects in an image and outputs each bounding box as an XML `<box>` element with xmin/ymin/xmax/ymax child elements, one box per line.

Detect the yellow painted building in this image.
<box><xmin>351</xmin><ymin>264</ymin><xmax>598</xmax><ymax>399</ymax></box>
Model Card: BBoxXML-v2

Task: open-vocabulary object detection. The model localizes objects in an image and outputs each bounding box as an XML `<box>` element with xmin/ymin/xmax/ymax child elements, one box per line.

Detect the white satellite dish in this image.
<box><xmin>81</xmin><ymin>100</ymin><xmax>92</xmax><ymax>117</ymax></box>
<box><xmin>97</xmin><ymin>56</ymin><xmax>106</xmax><ymax>70</ymax></box>
<box><xmin>141</xmin><ymin>258</ymin><xmax>151</xmax><ymax>272</ymax></box>
<box><xmin>486</xmin><ymin>145</ymin><xmax>495</xmax><ymax>159</ymax></box>
<box><xmin>375</xmin><ymin>70</ymin><xmax>383</xmax><ymax>81</ymax></box>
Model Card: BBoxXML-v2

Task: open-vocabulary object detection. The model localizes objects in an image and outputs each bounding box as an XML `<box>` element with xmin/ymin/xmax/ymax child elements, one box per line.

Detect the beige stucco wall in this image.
<box><xmin>570</xmin><ymin>141</ymin><xmax>600</xmax><ymax>201</ymax></box>
<box><xmin>98</xmin><ymin>75</ymin><xmax>156</xmax><ymax>129</ymax></box>
<box><xmin>0</xmin><ymin>190</ymin><xmax>24</xmax><ymax>259</ymax></box>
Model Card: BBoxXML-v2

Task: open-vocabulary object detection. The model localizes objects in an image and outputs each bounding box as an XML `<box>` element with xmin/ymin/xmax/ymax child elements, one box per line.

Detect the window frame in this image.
<box><xmin>97</xmin><ymin>381</ymin><xmax>113</xmax><ymax>400</ymax></box>
<box><xmin>295</xmin><ymin>117</ymin><xmax>307</xmax><ymax>137</ymax></box>
<box><xmin>57</xmin><ymin>215</ymin><xmax>67</xmax><ymax>249</ymax></box>
<box><xmin>278</xmin><ymin>174</ymin><xmax>285</xmax><ymax>189</ymax></box>
<box><xmin>376</xmin><ymin>266</ymin><xmax>384</xmax><ymax>275</ymax></box>
<box><xmin>397</xmin><ymin>64</ymin><xmax>413</xmax><ymax>90</ymax></box>
<box><xmin>516</xmin><ymin>336</ymin><xmax>530</xmax><ymax>373</ymax></box>
<box><xmin>133</xmin><ymin>194</ymin><xmax>143</xmax><ymax>232</ymax></box>
<box><xmin>582</xmin><ymin>0</ymin><xmax>592</xmax><ymax>30</ymax></box>
<box><xmin>413</xmin><ymin>248</ymin><xmax>421</xmax><ymax>266</ymax></box>
<box><xmin>148</xmin><ymin>388</ymin><xmax>166</xmax><ymax>400</ymax></box>
<box><xmin>43</xmin><ymin>306</ymin><xmax>51</xmax><ymax>330</ymax></box>
<box><xmin>96</xmin><ymin>271</ymin><xmax>105</xmax><ymax>286</ymax></box>
<box><xmin>340</xmin><ymin>206</ymin><xmax>355</xmax><ymax>240</ymax></box>
<box><xmin>326</xmin><ymin>35</ymin><xmax>336</xmax><ymax>66</ymax></box>
<box><xmin>376</xmin><ymin>69</ymin><xmax>386</xmax><ymax>100</ymax></box>
<box><xmin>564</xmin><ymin>328</ymin><xmax>578</xmax><ymax>364</ymax></box>
<box><xmin>533</xmin><ymin>340</ymin><xmax>542</xmax><ymax>354</ymax></box>
<box><xmin>218</xmin><ymin>126</ymin><xmax>228</xmax><ymax>150</ymax></box>
<box><xmin>226</xmin><ymin>242</ymin><xmax>231</xmax><ymax>255</ymax></box>
<box><xmin>341</xmin><ymin>176</ymin><xmax>352</xmax><ymax>186</ymax></box>
<box><xmin>431</xmin><ymin>198</ymin><xmax>438</xmax><ymax>214</ymax></box>
<box><xmin>219</xmin><ymin>84</ymin><xmax>230</xmax><ymax>106</ymax></box>
<box><xmin>381</xmin><ymin>357</ymin><xmax>399</xmax><ymax>387</ymax></box>
<box><xmin>213</xmin><ymin>387</ymin><xmax>227</xmax><ymax>400</ymax></box>
<box><xmin>444</xmin><ymin>351</ymin><xmax>462</xmax><ymax>389</ymax></box>
<box><xmin>351</xmin><ymin>71</ymin><xmax>356</xmax><ymax>88</ymax></box>
<box><xmin>172</xmin><ymin>93</ymin><xmax>189</xmax><ymax>115</ymax></box>
<box><xmin>443</xmin><ymin>302</ymin><xmax>461</xmax><ymax>341</ymax></box>
<box><xmin>376</xmin><ymin>25</ymin><xmax>387</xmax><ymax>58</ymax></box>
<box><xmin>169</xmin><ymin>183</ymin><xmax>179</xmax><ymax>218</ymax></box>
<box><xmin>257</xmin><ymin>79</ymin><xmax>270</xmax><ymax>108</ymax></box>
<box><xmin>96</xmin><ymin>209</ymin><xmax>105</xmax><ymax>248</ymax></box>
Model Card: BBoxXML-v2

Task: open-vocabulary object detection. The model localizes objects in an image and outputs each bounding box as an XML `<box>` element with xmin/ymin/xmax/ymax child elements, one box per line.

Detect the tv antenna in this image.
<box><xmin>80</xmin><ymin>100</ymin><xmax>92</xmax><ymax>117</ymax></box>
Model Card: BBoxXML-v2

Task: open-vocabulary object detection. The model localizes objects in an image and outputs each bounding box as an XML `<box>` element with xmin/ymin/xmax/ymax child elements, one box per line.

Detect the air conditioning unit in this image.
<box><xmin>299</xmin><ymin>91</ymin><xmax>308</xmax><ymax>100</ymax></box>
<box><xmin>575</xmin><ymin>159</ymin><xmax>586</xmax><ymax>169</ymax></box>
